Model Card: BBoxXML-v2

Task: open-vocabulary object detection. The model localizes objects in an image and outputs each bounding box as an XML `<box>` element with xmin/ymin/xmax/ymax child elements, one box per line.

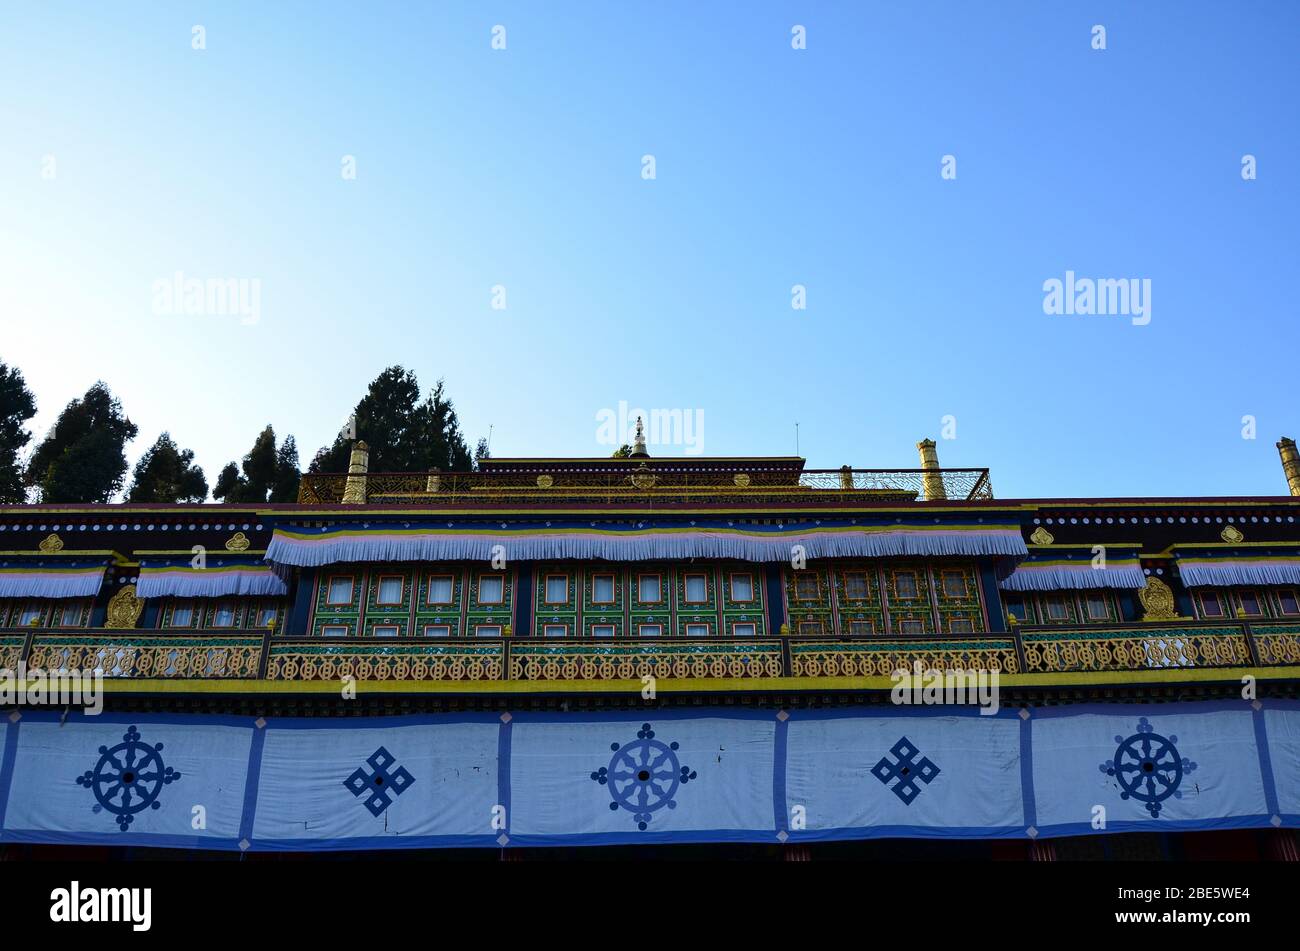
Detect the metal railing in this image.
<box><xmin>3</xmin><ymin>619</ymin><xmax>1296</xmax><ymax>684</ymax></box>
<box><xmin>296</xmin><ymin>467</ymin><xmax>995</xmax><ymax>505</ymax></box>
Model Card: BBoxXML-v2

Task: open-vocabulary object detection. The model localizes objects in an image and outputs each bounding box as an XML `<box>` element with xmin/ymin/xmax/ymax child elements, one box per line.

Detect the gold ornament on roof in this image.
<box><xmin>106</xmin><ymin>585</ymin><xmax>145</xmax><ymax>629</ymax></box>
<box><xmin>733</xmin><ymin>473</ymin><xmax>751</xmax><ymax>488</ymax></box>
<box><xmin>536</xmin><ymin>475</ymin><xmax>554</xmax><ymax>489</ymax></box>
<box><xmin>628</xmin><ymin>464</ymin><xmax>657</xmax><ymax>490</ymax></box>
<box><xmin>1220</xmin><ymin>524</ymin><xmax>1244</xmax><ymax>543</ymax></box>
<box><xmin>38</xmin><ymin>532</ymin><xmax>64</xmax><ymax>553</ymax></box>
<box><xmin>1138</xmin><ymin>576</ymin><xmax>1178</xmax><ymax>622</ymax></box>
<box><xmin>1029</xmin><ymin>526</ymin><xmax>1054</xmax><ymax>546</ymax></box>
<box><xmin>225</xmin><ymin>531</ymin><xmax>251</xmax><ymax>552</ymax></box>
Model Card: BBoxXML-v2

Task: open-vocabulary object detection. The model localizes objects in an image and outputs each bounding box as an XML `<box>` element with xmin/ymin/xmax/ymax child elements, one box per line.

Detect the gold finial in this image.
<box><xmin>1138</xmin><ymin>577</ymin><xmax>1179</xmax><ymax>622</ymax></box>
<box><xmin>1006</xmin><ymin>613</ymin><xmax>1019</xmax><ymax>626</ymax></box>
<box><xmin>342</xmin><ymin>440</ymin><xmax>370</xmax><ymax>504</ymax></box>
<box><xmin>1277</xmin><ymin>437</ymin><xmax>1300</xmax><ymax>496</ymax></box>
<box><xmin>1220</xmin><ymin>524</ymin><xmax>1244</xmax><ymax>543</ymax></box>
<box><xmin>916</xmin><ymin>438</ymin><xmax>946</xmax><ymax>501</ymax></box>
<box><xmin>106</xmin><ymin>585</ymin><xmax>145</xmax><ymax>629</ymax></box>
<box><xmin>779</xmin><ymin>622</ymin><xmax>791</xmax><ymax>636</ymax></box>
<box><xmin>502</xmin><ymin>625</ymin><xmax>512</xmax><ymax>638</ymax></box>
<box><xmin>1029</xmin><ymin>526</ymin><xmax>1054</xmax><ymax>546</ymax></box>
<box><xmin>225</xmin><ymin>531</ymin><xmax>251</xmax><ymax>552</ymax></box>
<box><xmin>38</xmin><ymin>532</ymin><xmax>64</xmax><ymax>553</ymax></box>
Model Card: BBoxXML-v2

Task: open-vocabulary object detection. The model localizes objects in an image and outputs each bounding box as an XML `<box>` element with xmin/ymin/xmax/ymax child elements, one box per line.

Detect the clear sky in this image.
<box><xmin>1</xmin><ymin>2</ymin><xmax>1296</xmax><ymax>500</ymax></box>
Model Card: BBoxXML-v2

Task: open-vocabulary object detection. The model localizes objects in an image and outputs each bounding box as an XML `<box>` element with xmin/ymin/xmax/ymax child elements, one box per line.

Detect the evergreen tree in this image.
<box><xmin>214</xmin><ymin>426</ymin><xmax>299</xmax><ymax>503</ymax></box>
<box><xmin>474</xmin><ymin>437</ymin><xmax>491</xmax><ymax>470</ymax></box>
<box><xmin>25</xmin><ymin>382</ymin><xmax>138</xmax><ymax>502</ymax></box>
<box><xmin>126</xmin><ymin>433</ymin><xmax>208</xmax><ymax>503</ymax></box>
<box><xmin>0</xmin><ymin>361</ymin><xmax>37</xmax><ymax>503</ymax></box>
<box><xmin>310</xmin><ymin>367</ymin><xmax>474</xmax><ymax>473</ymax></box>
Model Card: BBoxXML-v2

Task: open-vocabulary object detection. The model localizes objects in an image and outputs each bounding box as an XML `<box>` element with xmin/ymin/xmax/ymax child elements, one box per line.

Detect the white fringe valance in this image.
<box><xmin>1177</xmin><ymin>558</ymin><xmax>1300</xmax><ymax>588</ymax></box>
<box><xmin>999</xmin><ymin>563</ymin><xmax>1147</xmax><ymax>591</ymax></box>
<box><xmin>266</xmin><ymin>523</ymin><xmax>1028</xmax><ymax>568</ymax></box>
<box><xmin>0</xmin><ymin>567</ymin><xmax>106</xmax><ymax>599</ymax></box>
<box><xmin>136</xmin><ymin>566</ymin><xmax>287</xmax><ymax>599</ymax></box>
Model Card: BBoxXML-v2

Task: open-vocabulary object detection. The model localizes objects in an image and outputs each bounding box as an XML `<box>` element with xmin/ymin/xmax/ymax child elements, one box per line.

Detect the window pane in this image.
<box><xmin>1200</xmin><ymin>593</ymin><xmax>1224</xmax><ymax>617</ymax></box>
<box><xmin>848</xmin><ymin>620</ymin><xmax>873</xmax><ymax>636</ymax></box>
<box><xmin>423</xmin><ymin>625</ymin><xmax>450</xmax><ymax>637</ymax></box>
<box><xmin>255</xmin><ymin>608</ymin><xmax>277</xmax><ymax>629</ymax></box>
<box><xmin>328</xmin><ymin>577</ymin><xmax>353</xmax><ymax>604</ymax></box>
<box><xmin>1239</xmin><ymin>592</ymin><xmax>1262</xmax><ymax>616</ymax></box>
<box><xmin>171</xmin><ymin>604</ymin><xmax>193</xmax><ymax>627</ymax></box>
<box><xmin>684</xmin><ymin>575</ymin><xmax>707</xmax><ymax>602</ymax></box>
<box><xmin>478</xmin><ymin>576</ymin><xmax>504</xmax><ymax>603</ymax></box>
<box><xmin>795</xmin><ymin>574</ymin><xmax>819</xmax><ymax>600</ymax></box>
<box><xmin>377</xmin><ymin>577</ymin><xmax>403</xmax><ymax>604</ymax></box>
<box><xmin>898</xmin><ymin>620</ymin><xmax>924</xmax><ymax>634</ymax></box>
<box><xmin>544</xmin><ymin>624</ymin><xmax>566</xmax><ymax>638</ymax></box>
<box><xmin>592</xmin><ymin>625</ymin><xmax>615</xmax><ymax>638</ymax></box>
<box><xmin>322</xmin><ymin>625</ymin><xmax>348</xmax><ymax>637</ymax></box>
<box><xmin>798</xmin><ymin>620</ymin><xmax>822</xmax><ymax>635</ymax></box>
<box><xmin>844</xmin><ymin>571</ymin><xmax>868</xmax><ymax>600</ymax></box>
<box><xmin>1280</xmin><ymin>590</ymin><xmax>1300</xmax><ymax>615</ymax></box>
<box><xmin>427</xmin><ymin>576</ymin><xmax>453</xmax><ymax>603</ymax></box>
<box><xmin>59</xmin><ymin>604</ymin><xmax>82</xmax><ymax>626</ymax></box>
<box><xmin>942</xmin><ymin>572</ymin><xmax>966</xmax><ymax>598</ymax></box>
<box><xmin>592</xmin><ymin>575</ymin><xmax>615</xmax><ymax>603</ymax></box>
<box><xmin>685</xmin><ymin>623</ymin><xmax>709</xmax><ymax>637</ymax></box>
<box><xmin>730</xmin><ymin>574</ymin><xmax>754</xmax><ymax>601</ymax></box>
<box><xmin>639</xmin><ymin>624</ymin><xmax>662</xmax><ymax>637</ymax></box>
<box><xmin>373</xmin><ymin>625</ymin><xmax>399</xmax><ymax>638</ymax></box>
<box><xmin>1085</xmin><ymin>595</ymin><xmax>1109</xmax><ymax>620</ymax></box>
<box><xmin>213</xmin><ymin>605</ymin><xmax>236</xmax><ymax>627</ymax></box>
<box><xmin>950</xmin><ymin>619</ymin><xmax>974</xmax><ymax>634</ymax></box>
<box><xmin>1046</xmin><ymin>598</ymin><xmax>1068</xmax><ymax>620</ymax></box>
<box><xmin>545</xmin><ymin>576</ymin><xmax>568</xmax><ymax>603</ymax></box>
<box><xmin>894</xmin><ymin>572</ymin><xmax>918</xmax><ymax>599</ymax></box>
<box><xmin>733</xmin><ymin>623</ymin><xmax>756</xmax><ymax>637</ymax></box>
<box><xmin>476</xmin><ymin>625</ymin><xmax>502</xmax><ymax>637</ymax></box>
<box><xmin>639</xmin><ymin>576</ymin><xmax>661</xmax><ymax>602</ymax></box>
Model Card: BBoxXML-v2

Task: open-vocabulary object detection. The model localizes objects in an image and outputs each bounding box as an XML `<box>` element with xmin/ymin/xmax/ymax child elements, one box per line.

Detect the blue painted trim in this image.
<box><xmin>245</xmin><ymin>834</ymin><xmax>503</xmax><ymax>852</ymax></box>
<box><xmin>764</xmin><ymin>564</ymin><xmax>785</xmax><ymax>633</ymax></box>
<box><xmin>17</xmin><ymin>709</ymin><xmax>255</xmax><ymax>729</ymax></box>
<box><xmin>772</xmin><ymin>711</ymin><xmax>788</xmax><ymax>834</ymax></box>
<box><xmin>979</xmin><ymin>562</ymin><xmax>1007</xmax><ymax>631</ymax></box>
<box><xmin>238</xmin><ymin>719</ymin><xmax>267</xmax><ymax>844</ymax></box>
<box><xmin>0</xmin><ymin>715</ymin><xmax>21</xmax><ymax>833</ymax></box>
<box><xmin>498</xmin><ymin>716</ymin><xmax>513</xmax><ymax>837</ymax></box>
<box><xmin>288</xmin><ymin>567</ymin><xmax>314</xmax><ymax>634</ymax></box>
<box><xmin>509</xmin><ymin>708</ymin><xmax>778</xmax><ymax>725</ymax></box>
<box><xmin>1252</xmin><ymin>703</ymin><xmax>1281</xmax><ymax>819</ymax></box>
<box><xmin>515</xmin><ymin>563</ymin><xmax>532</xmax><ymax>638</ymax></box>
<box><xmin>1030</xmin><ymin>698</ymin><xmax>1296</xmax><ymax>720</ymax></box>
<box><xmin>785</xmin><ymin>704</ymin><xmax>1023</xmax><ymax>721</ymax></box>
<box><xmin>0</xmin><ymin>828</ymin><xmax>247</xmax><ymax>850</ymax></box>
<box><xmin>1019</xmin><ymin>711</ymin><xmax>1037</xmax><ymax>833</ymax></box>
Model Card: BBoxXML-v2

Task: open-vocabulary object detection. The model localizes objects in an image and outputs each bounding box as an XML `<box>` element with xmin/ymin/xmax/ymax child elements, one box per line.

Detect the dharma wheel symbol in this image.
<box><xmin>1099</xmin><ymin>718</ymin><xmax>1196</xmax><ymax>818</ymax></box>
<box><xmin>591</xmin><ymin>723</ymin><xmax>696</xmax><ymax>830</ymax></box>
<box><xmin>75</xmin><ymin>726</ymin><xmax>181</xmax><ymax>831</ymax></box>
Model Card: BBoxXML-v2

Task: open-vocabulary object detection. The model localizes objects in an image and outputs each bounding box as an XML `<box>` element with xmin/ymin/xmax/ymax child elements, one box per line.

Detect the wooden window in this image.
<box><xmin>797</xmin><ymin>619</ymin><xmax>823</xmax><ymax>636</ymax></box>
<box><xmin>940</xmin><ymin>570</ymin><xmax>967</xmax><ymax>599</ymax></box>
<box><xmin>591</xmin><ymin>624</ymin><xmax>616</xmax><ymax>638</ymax></box>
<box><xmin>948</xmin><ymin>618</ymin><xmax>975</xmax><ymax>634</ymax></box>
<box><xmin>592</xmin><ymin>573</ymin><xmax>616</xmax><ymax>603</ymax></box>
<box><xmin>685</xmin><ymin>623</ymin><xmax>710</xmax><ymax>637</ymax></box>
<box><xmin>1236</xmin><ymin>590</ymin><xmax>1265</xmax><ymax>617</ymax></box>
<box><xmin>423</xmin><ymin>624</ymin><xmax>451</xmax><ymax>637</ymax></box>
<box><xmin>847</xmin><ymin>619</ymin><xmax>875</xmax><ymax>636</ymax></box>
<box><xmin>376</xmin><ymin>575</ymin><xmax>404</xmax><ymax>605</ymax></box>
<box><xmin>842</xmin><ymin>570</ymin><xmax>870</xmax><ymax>601</ymax></box>
<box><xmin>637</xmin><ymin>623</ymin><xmax>662</xmax><ymax>637</ymax></box>
<box><xmin>544</xmin><ymin>575</ymin><xmax>569</xmax><ymax>604</ymax></box>
<box><xmin>1004</xmin><ymin>596</ymin><xmax>1031</xmax><ymax>623</ymax></box>
<box><xmin>17</xmin><ymin>604</ymin><xmax>42</xmax><ymax>626</ymax></box>
<box><xmin>57</xmin><ymin>602</ymin><xmax>83</xmax><ymax>627</ymax></box>
<box><xmin>732</xmin><ymin>622</ymin><xmax>757</xmax><ymax>637</ymax></box>
<box><xmin>474</xmin><ymin>624</ymin><xmax>502</xmax><ymax>637</ymax></box>
<box><xmin>373</xmin><ymin>625</ymin><xmax>400</xmax><ymax>638</ymax></box>
<box><xmin>1044</xmin><ymin>596</ymin><xmax>1070</xmax><ymax>621</ymax></box>
<box><xmin>426</xmin><ymin>575</ymin><xmax>454</xmax><ymax>604</ymax></box>
<box><xmin>543</xmin><ymin>623</ymin><xmax>568</xmax><ymax>638</ymax></box>
<box><xmin>637</xmin><ymin>574</ymin><xmax>663</xmax><ymax>604</ymax></box>
<box><xmin>793</xmin><ymin>573</ymin><xmax>820</xmax><ymax>601</ymax></box>
<box><xmin>326</xmin><ymin>576</ymin><xmax>354</xmax><ymax>606</ymax></box>
<box><xmin>254</xmin><ymin>606</ymin><xmax>278</xmax><ymax>629</ymax></box>
<box><xmin>477</xmin><ymin>575</ymin><xmax>505</xmax><ymax>605</ymax></box>
<box><xmin>683</xmin><ymin>573</ymin><xmax>708</xmax><ymax>604</ymax></box>
<box><xmin>1084</xmin><ymin>593</ymin><xmax>1110</xmax><ymax>621</ymax></box>
<box><xmin>212</xmin><ymin>602</ymin><xmax>236</xmax><ymax>627</ymax></box>
<box><xmin>1278</xmin><ymin>589</ymin><xmax>1300</xmax><ymax>616</ymax></box>
<box><xmin>729</xmin><ymin>573</ymin><xmax>755</xmax><ymax>602</ymax></box>
<box><xmin>1198</xmin><ymin>592</ymin><xmax>1225</xmax><ymax>618</ymax></box>
<box><xmin>169</xmin><ymin>602</ymin><xmax>194</xmax><ymax>627</ymax></box>
<box><xmin>321</xmin><ymin>624</ymin><xmax>349</xmax><ymax>637</ymax></box>
<box><xmin>897</xmin><ymin>619</ymin><xmax>925</xmax><ymax>634</ymax></box>
<box><xmin>892</xmin><ymin>571</ymin><xmax>919</xmax><ymax>600</ymax></box>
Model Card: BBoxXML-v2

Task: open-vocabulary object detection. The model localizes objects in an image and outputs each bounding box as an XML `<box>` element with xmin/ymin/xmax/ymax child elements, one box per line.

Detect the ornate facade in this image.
<box><xmin>1</xmin><ymin>434</ymin><xmax>1299</xmax><ymax>859</ymax></box>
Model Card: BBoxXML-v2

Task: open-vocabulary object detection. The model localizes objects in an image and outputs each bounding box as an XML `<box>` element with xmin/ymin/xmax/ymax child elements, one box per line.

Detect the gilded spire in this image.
<box><xmin>630</xmin><ymin>416</ymin><xmax>649</xmax><ymax>459</ymax></box>
<box><xmin>1277</xmin><ymin>437</ymin><xmax>1300</xmax><ymax>496</ymax></box>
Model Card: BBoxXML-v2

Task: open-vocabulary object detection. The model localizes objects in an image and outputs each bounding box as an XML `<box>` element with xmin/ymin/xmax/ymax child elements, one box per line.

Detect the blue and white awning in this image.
<box><xmin>136</xmin><ymin>553</ymin><xmax>286</xmax><ymax>599</ymax></box>
<box><xmin>0</xmin><ymin>555</ymin><xmax>109</xmax><ymax>599</ymax></box>
<box><xmin>999</xmin><ymin>547</ymin><xmax>1146</xmax><ymax>591</ymax></box>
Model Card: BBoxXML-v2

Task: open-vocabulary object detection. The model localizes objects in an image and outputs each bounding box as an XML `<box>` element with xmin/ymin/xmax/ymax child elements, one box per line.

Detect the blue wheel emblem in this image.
<box><xmin>75</xmin><ymin>726</ymin><xmax>181</xmax><ymax>831</ymax></box>
<box><xmin>1099</xmin><ymin>717</ymin><xmax>1197</xmax><ymax>818</ymax></box>
<box><xmin>591</xmin><ymin>723</ymin><xmax>696</xmax><ymax>830</ymax></box>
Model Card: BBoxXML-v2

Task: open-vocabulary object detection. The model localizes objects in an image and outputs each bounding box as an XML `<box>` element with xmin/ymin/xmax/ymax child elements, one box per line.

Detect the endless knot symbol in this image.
<box><xmin>344</xmin><ymin>746</ymin><xmax>416</xmax><ymax>816</ymax></box>
<box><xmin>1099</xmin><ymin>717</ymin><xmax>1196</xmax><ymax>818</ymax></box>
<box><xmin>872</xmin><ymin>736</ymin><xmax>940</xmax><ymax>805</ymax></box>
<box><xmin>75</xmin><ymin>725</ymin><xmax>181</xmax><ymax>831</ymax></box>
<box><xmin>591</xmin><ymin>723</ymin><xmax>696</xmax><ymax>830</ymax></box>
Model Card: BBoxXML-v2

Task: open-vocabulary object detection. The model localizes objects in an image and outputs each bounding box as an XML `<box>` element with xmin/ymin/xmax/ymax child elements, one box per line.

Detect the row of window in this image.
<box><xmin>323</xmin><ymin>570</ymin><xmax>759</xmax><ymax>609</ymax></box>
<box><xmin>789</xmin><ymin>567</ymin><xmax>971</xmax><ymax>603</ymax></box>
<box><xmin>1192</xmin><ymin>587</ymin><xmax>1300</xmax><ymax>620</ymax></box>
<box><xmin>316</xmin><ymin>620</ymin><xmax>765</xmax><ymax>638</ymax></box>
<box><xmin>1</xmin><ymin>599</ymin><xmax>89</xmax><ymax>628</ymax></box>
<box><xmin>1003</xmin><ymin>592</ymin><xmax>1120</xmax><ymax>626</ymax></box>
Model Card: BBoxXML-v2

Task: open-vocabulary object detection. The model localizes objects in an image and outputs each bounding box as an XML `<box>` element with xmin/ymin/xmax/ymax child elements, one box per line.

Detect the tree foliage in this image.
<box><xmin>126</xmin><ymin>433</ymin><xmax>208</xmax><ymax>503</ymax></box>
<box><xmin>310</xmin><ymin>367</ymin><xmax>473</xmax><ymax>473</ymax></box>
<box><xmin>0</xmin><ymin>361</ymin><xmax>37</xmax><ymax>503</ymax></box>
<box><xmin>24</xmin><ymin>382</ymin><xmax>138</xmax><ymax>503</ymax></box>
<box><xmin>213</xmin><ymin>425</ymin><xmax>300</xmax><ymax>503</ymax></box>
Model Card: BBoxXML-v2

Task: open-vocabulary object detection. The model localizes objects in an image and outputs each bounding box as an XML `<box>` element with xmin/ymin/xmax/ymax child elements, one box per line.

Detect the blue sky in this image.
<box><xmin>1</xmin><ymin>2</ymin><xmax>1296</xmax><ymax>499</ymax></box>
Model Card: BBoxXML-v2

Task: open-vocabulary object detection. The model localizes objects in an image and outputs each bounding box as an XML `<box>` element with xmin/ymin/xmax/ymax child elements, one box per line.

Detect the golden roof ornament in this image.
<box><xmin>1138</xmin><ymin>576</ymin><xmax>1179</xmax><ymax>622</ymax></box>
<box><xmin>225</xmin><ymin>531</ymin><xmax>251</xmax><ymax>552</ymax></box>
<box><xmin>38</xmin><ymin>532</ymin><xmax>64</xmax><ymax>553</ymax></box>
<box><xmin>733</xmin><ymin>473</ymin><xmax>751</xmax><ymax>488</ymax></box>
<box><xmin>629</xmin><ymin>416</ymin><xmax>649</xmax><ymax>459</ymax></box>
<box><xmin>1029</xmin><ymin>526</ymin><xmax>1054</xmax><ymax>546</ymax></box>
<box><xmin>536</xmin><ymin>475</ymin><xmax>554</xmax><ymax>489</ymax></box>
<box><xmin>106</xmin><ymin>585</ymin><xmax>145</xmax><ymax>629</ymax></box>
<box><xmin>628</xmin><ymin>463</ymin><xmax>657</xmax><ymax>490</ymax></box>
<box><xmin>1220</xmin><ymin>524</ymin><xmax>1244</xmax><ymax>543</ymax></box>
